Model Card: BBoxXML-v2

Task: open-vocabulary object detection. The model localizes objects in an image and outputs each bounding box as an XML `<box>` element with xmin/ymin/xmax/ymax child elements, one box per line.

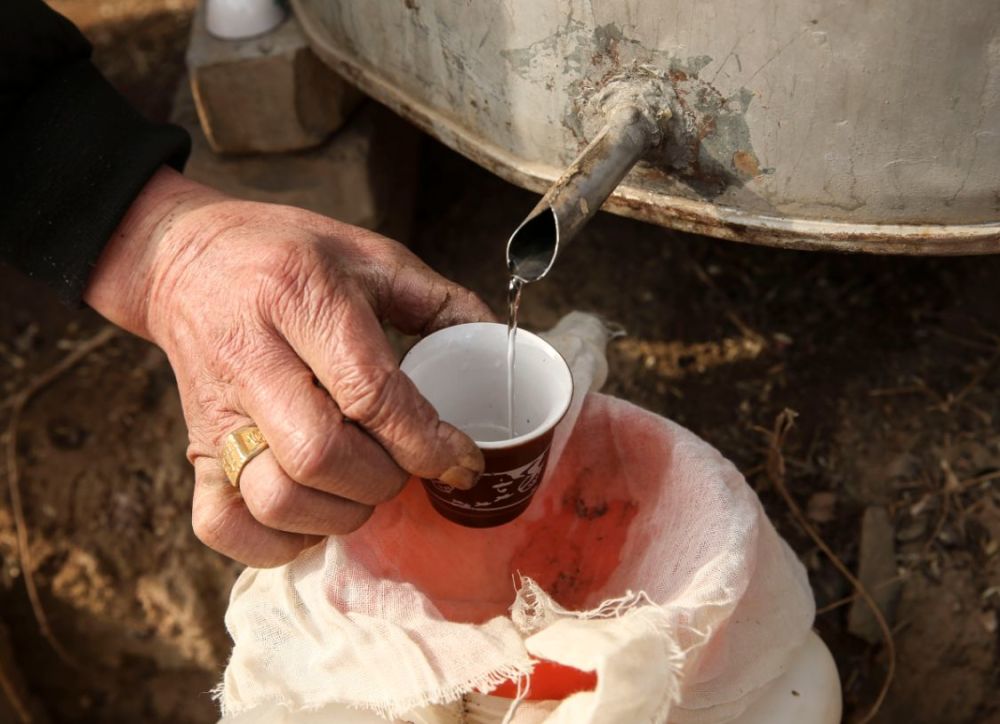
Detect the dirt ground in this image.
<box><xmin>1</xmin><ymin>1</ymin><xmax>999</xmax><ymax>722</ymax></box>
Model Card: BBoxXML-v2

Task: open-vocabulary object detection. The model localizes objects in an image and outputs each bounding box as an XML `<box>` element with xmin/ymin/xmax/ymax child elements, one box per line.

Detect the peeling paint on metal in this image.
<box><xmin>504</xmin><ymin>20</ymin><xmax>761</xmax><ymax>198</ymax></box>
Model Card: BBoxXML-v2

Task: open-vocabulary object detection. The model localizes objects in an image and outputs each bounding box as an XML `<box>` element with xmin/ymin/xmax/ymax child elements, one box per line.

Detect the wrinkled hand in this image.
<box><xmin>85</xmin><ymin>168</ymin><xmax>492</xmax><ymax>566</ymax></box>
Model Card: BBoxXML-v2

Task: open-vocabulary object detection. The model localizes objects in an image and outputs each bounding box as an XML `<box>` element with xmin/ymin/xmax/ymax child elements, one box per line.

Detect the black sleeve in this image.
<box><xmin>0</xmin><ymin>0</ymin><xmax>191</xmax><ymax>305</ymax></box>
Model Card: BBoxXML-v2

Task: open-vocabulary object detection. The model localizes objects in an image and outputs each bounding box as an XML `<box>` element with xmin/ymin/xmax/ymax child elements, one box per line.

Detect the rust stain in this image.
<box><xmin>607</xmin><ymin>191</ymin><xmax>1000</xmax><ymax>254</ymax></box>
<box><xmin>732</xmin><ymin>150</ymin><xmax>761</xmax><ymax>176</ymax></box>
<box><xmin>698</xmin><ymin>116</ymin><xmax>717</xmax><ymax>140</ymax></box>
<box><xmin>606</xmin><ymin>37</ymin><xmax>621</xmax><ymax>66</ymax></box>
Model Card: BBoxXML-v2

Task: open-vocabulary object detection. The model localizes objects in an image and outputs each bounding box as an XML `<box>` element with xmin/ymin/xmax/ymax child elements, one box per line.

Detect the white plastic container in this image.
<box><xmin>205</xmin><ymin>0</ymin><xmax>287</xmax><ymax>40</ymax></box>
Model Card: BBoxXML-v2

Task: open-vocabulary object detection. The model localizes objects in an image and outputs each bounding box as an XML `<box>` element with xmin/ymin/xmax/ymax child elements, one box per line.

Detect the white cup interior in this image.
<box><xmin>400</xmin><ymin>323</ymin><xmax>573</xmax><ymax>448</ymax></box>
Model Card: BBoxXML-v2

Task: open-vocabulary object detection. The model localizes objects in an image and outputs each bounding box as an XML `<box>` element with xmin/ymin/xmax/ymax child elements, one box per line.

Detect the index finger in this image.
<box><xmin>280</xmin><ymin>286</ymin><xmax>484</xmax><ymax>489</ymax></box>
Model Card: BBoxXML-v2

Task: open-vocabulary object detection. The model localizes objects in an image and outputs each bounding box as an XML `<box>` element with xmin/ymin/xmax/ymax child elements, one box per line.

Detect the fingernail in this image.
<box><xmin>457</xmin><ymin>449</ymin><xmax>485</xmax><ymax>473</ymax></box>
<box><xmin>439</xmin><ymin>465</ymin><xmax>480</xmax><ymax>490</ymax></box>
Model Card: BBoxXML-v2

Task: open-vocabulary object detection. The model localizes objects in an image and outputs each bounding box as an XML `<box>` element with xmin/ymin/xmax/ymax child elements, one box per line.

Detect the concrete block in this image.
<box><xmin>171</xmin><ymin>79</ymin><xmax>420</xmax><ymax>240</ymax></box>
<box><xmin>187</xmin><ymin>0</ymin><xmax>362</xmax><ymax>154</ymax></box>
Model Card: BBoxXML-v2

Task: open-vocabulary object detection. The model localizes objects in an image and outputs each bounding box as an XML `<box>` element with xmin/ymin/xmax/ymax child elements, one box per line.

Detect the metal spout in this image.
<box><xmin>506</xmin><ymin>103</ymin><xmax>665</xmax><ymax>282</ymax></box>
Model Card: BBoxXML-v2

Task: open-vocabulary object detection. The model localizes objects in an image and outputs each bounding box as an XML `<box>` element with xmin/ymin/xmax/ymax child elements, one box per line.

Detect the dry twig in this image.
<box><xmin>764</xmin><ymin>409</ymin><xmax>896</xmax><ymax>724</ymax></box>
<box><xmin>0</xmin><ymin>667</ymin><xmax>32</xmax><ymax>724</ymax></box>
<box><xmin>688</xmin><ymin>259</ymin><xmax>765</xmax><ymax>343</ymax></box>
<box><xmin>923</xmin><ymin>473</ymin><xmax>954</xmax><ymax>557</ymax></box>
<box><xmin>941</xmin><ymin>347</ymin><xmax>1000</xmax><ymax>412</ymax></box>
<box><xmin>959</xmin><ymin>469</ymin><xmax>1000</xmax><ymax>489</ymax></box>
<box><xmin>0</xmin><ymin>616</ymin><xmax>38</xmax><ymax>723</ymax></box>
<box><xmin>3</xmin><ymin>326</ymin><xmax>118</xmax><ymax>669</ymax></box>
<box><xmin>816</xmin><ymin>573</ymin><xmax>909</xmax><ymax>615</ymax></box>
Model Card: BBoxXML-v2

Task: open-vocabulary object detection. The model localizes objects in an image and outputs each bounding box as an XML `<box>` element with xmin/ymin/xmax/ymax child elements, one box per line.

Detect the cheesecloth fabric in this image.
<box><xmin>217</xmin><ymin>313</ymin><xmax>815</xmax><ymax>723</ymax></box>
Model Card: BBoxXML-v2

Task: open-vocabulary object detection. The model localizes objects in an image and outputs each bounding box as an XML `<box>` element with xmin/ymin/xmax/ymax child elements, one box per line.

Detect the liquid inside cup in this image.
<box><xmin>460</xmin><ymin>422</ymin><xmax>512</xmax><ymax>442</ymax></box>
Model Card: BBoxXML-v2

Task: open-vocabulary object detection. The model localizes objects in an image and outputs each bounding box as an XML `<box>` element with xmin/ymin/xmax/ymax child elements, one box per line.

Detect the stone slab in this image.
<box><xmin>848</xmin><ymin>506</ymin><xmax>902</xmax><ymax>645</ymax></box>
<box><xmin>172</xmin><ymin>79</ymin><xmax>419</xmax><ymax>240</ymax></box>
<box><xmin>187</xmin><ymin>1</ymin><xmax>362</xmax><ymax>154</ymax></box>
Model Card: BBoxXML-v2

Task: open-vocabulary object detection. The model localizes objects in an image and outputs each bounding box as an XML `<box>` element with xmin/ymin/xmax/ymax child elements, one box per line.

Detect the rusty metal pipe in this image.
<box><xmin>506</xmin><ymin>103</ymin><xmax>665</xmax><ymax>282</ymax></box>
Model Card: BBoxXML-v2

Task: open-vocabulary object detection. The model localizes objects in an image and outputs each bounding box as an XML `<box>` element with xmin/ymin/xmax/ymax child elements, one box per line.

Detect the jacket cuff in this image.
<box><xmin>0</xmin><ymin>58</ymin><xmax>191</xmax><ymax>304</ymax></box>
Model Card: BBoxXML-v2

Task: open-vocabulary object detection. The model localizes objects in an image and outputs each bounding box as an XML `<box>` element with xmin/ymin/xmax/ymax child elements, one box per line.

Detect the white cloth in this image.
<box><xmin>217</xmin><ymin>313</ymin><xmax>815</xmax><ymax>723</ymax></box>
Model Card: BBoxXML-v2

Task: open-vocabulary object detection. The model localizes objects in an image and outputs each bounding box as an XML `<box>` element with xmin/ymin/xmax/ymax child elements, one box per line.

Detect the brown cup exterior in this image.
<box><xmin>421</xmin><ymin>428</ymin><xmax>556</xmax><ymax>528</ymax></box>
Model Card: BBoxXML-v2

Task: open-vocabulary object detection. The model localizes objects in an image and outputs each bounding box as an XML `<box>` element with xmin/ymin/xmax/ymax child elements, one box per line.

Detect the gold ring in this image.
<box><xmin>220</xmin><ymin>425</ymin><xmax>269</xmax><ymax>488</ymax></box>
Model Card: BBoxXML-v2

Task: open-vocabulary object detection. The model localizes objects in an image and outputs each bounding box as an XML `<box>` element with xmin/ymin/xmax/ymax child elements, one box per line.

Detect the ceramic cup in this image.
<box><xmin>400</xmin><ymin>322</ymin><xmax>573</xmax><ymax>527</ymax></box>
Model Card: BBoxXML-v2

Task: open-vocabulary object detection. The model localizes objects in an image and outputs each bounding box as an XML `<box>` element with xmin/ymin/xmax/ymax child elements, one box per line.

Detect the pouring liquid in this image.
<box><xmin>505</xmin><ymin>207</ymin><xmax>553</xmax><ymax>440</ymax></box>
<box><xmin>506</xmin><ymin>276</ymin><xmax>524</xmax><ymax>438</ymax></box>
